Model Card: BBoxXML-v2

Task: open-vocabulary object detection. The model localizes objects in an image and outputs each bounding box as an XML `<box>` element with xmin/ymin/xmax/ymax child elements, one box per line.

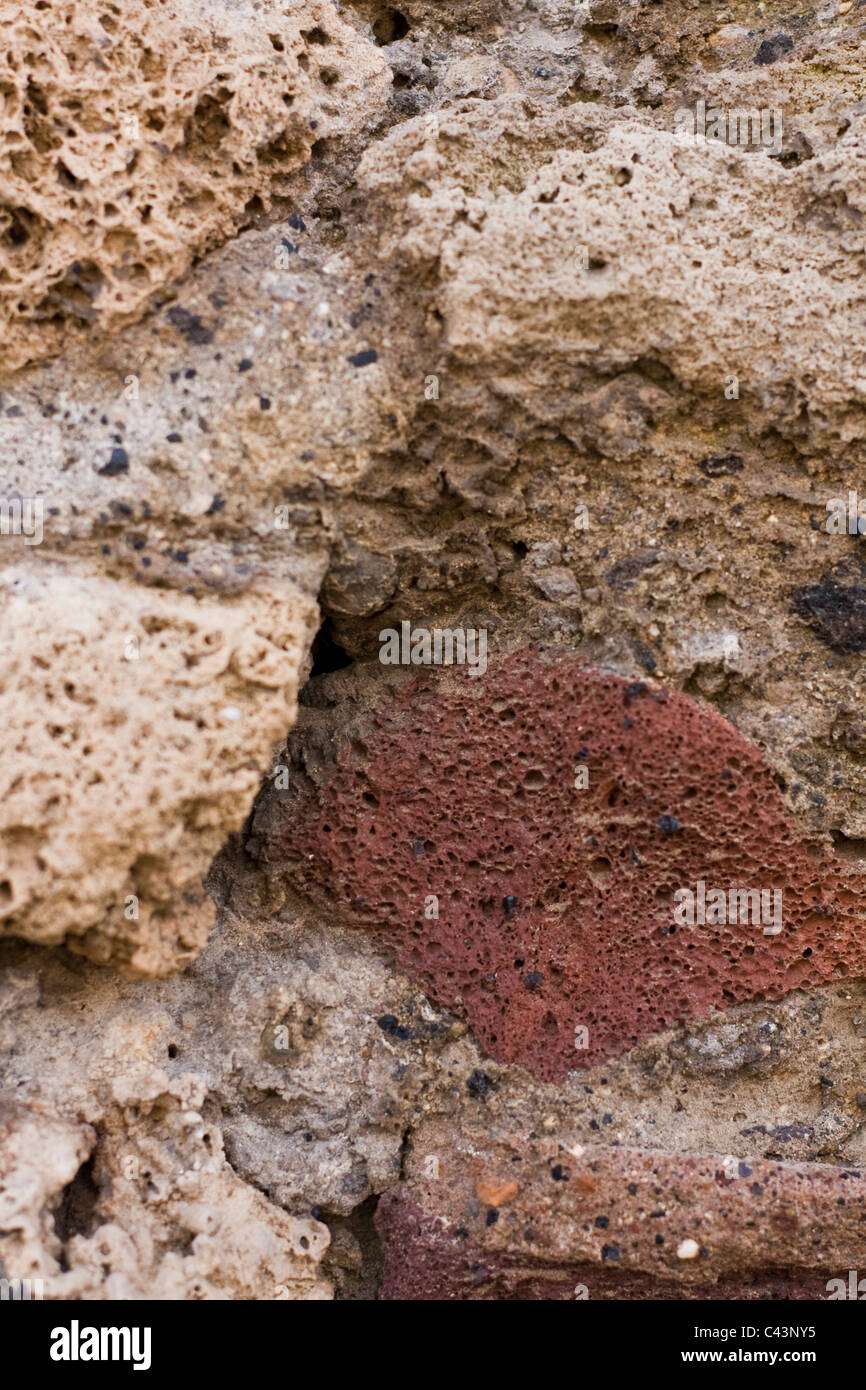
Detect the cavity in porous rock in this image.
<box><xmin>255</xmin><ymin>649</ymin><xmax>866</xmax><ymax>1080</ymax></box>
<box><xmin>0</xmin><ymin>1093</ymin><xmax>331</xmax><ymax>1301</ymax></box>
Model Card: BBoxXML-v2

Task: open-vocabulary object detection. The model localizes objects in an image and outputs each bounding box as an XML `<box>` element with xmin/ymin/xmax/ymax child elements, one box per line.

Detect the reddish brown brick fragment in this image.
<box><xmin>375</xmin><ymin>1128</ymin><xmax>866</xmax><ymax>1300</ymax></box>
<box><xmin>375</xmin><ymin>1201</ymin><xmax>831</xmax><ymax>1301</ymax></box>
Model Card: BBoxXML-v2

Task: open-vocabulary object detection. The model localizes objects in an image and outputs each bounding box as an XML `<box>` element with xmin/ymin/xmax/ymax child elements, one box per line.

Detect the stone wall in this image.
<box><xmin>2</xmin><ymin>0</ymin><xmax>866</xmax><ymax>1301</ymax></box>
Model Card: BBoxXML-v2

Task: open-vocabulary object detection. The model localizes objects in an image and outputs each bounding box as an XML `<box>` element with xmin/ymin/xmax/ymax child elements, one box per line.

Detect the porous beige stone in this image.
<box><xmin>0</xmin><ymin>1092</ymin><xmax>332</xmax><ymax>1300</ymax></box>
<box><xmin>0</xmin><ymin>1098</ymin><xmax>93</xmax><ymax>1287</ymax></box>
<box><xmin>0</xmin><ymin>0</ymin><xmax>389</xmax><ymax>371</ymax></box>
<box><xmin>0</xmin><ymin>559</ymin><xmax>316</xmax><ymax>973</ymax></box>
<box><xmin>358</xmin><ymin>96</ymin><xmax>866</xmax><ymax>454</ymax></box>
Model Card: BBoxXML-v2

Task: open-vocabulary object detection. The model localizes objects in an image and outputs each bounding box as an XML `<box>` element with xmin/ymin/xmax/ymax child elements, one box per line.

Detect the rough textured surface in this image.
<box><xmin>357</xmin><ymin>95</ymin><xmax>866</xmax><ymax>454</ymax></box>
<box><xmin>3</xmin><ymin>0</ymin><xmax>866</xmax><ymax>1302</ymax></box>
<box><xmin>0</xmin><ymin>853</ymin><xmax>475</xmax><ymax>1297</ymax></box>
<box><xmin>377</xmin><ymin>1132</ymin><xmax>866</xmax><ymax>1300</ymax></box>
<box><xmin>0</xmin><ymin>0</ymin><xmax>389</xmax><ymax>370</ymax></box>
<box><xmin>0</xmin><ymin>559</ymin><xmax>317</xmax><ymax>972</ymax></box>
<box><xmin>7</xmin><ymin>866</ymin><xmax>866</xmax><ymax>1298</ymax></box>
<box><xmin>0</xmin><ymin>1094</ymin><xmax>331</xmax><ymax>1301</ymax></box>
<box><xmin>254</xmin><ymin>651</ymin><xmax>866</xmax><ymax>1079</ymax></box>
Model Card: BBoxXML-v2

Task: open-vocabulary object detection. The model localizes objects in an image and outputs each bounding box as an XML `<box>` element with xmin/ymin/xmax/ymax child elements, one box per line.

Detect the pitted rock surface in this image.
<box><xmin>0</xmin><ymin>0</ymin><xmax>389</xmax><ymax>371</ymax></box>
<box><xmin>4</xmin><ymin>0</ymin><xmax>866</xmax><ymax>1304</ymax></box>
<box><xmin>0</xmin><ymin>559</ymin><xmax>316</xmax><ymax>973</ymax></box>
<box><xmin>256</xmin><ymin>650</ymin><xmax>866</xmax><ymax>1079</ymax></box>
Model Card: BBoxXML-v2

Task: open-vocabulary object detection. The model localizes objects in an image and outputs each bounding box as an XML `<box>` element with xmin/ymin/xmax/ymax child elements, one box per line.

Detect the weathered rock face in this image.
<box><xmin>0</xmin><ymin>856</ymin><xmax>477</xmax><ymax>1298</ymax></box>
<box><xmin>5</xmin><ymin>868</ymin><xmax>866</xmax><ymax>1300</ymax></box>
<box><xmin>359</xmin><ymin>99</ymin><xmax>866</xmax><ymax>452</ymax></box>
<box><xmin>0</xmin><ymin>560</ymin><xmax>315</xmax><ymax>973</ymax></box>
<box><xmin>0</xmin><ymin>1091</ymin><xmax>331</xmax><ymax>1301</ymax></box>
<box><xmin>2</xmin><ymin>0</ymin><xmax>866</xmax><ymax>1302</ymax></box>
<box><xmin>0</xmin><ymin>0</ymin><xmax>390</xmax><ymax>371</ymax></box>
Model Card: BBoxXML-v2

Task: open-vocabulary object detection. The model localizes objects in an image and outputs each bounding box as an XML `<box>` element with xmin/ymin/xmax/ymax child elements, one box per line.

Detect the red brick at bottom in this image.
<box><xmin>375</xmin><ymin>1130</ymin><xmax>866</xmax><ymax>1300</ymax></box>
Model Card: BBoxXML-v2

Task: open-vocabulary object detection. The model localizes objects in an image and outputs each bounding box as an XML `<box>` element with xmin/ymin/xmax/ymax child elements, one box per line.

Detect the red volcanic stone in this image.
<box><xmin>254</xmin><ymin>649</ymin><xmax>866</xmax><ymax>1080</ymax></box>
<box><xmin>375</xmin><ymin>1126</ymin><xmax>866</xmax><ymax>1300</ymax></box>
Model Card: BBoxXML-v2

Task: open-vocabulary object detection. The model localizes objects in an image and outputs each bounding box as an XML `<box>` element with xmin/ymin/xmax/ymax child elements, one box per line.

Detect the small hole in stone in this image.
<box><xmin>372</xmin><ymin>8</ymin><xmax>410</xmax><ymax>44</ymax></box>
<box><xmin>589</xmin><ymin>857</ymin><xmax>612</xmax><ymax>884</ymax></box>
